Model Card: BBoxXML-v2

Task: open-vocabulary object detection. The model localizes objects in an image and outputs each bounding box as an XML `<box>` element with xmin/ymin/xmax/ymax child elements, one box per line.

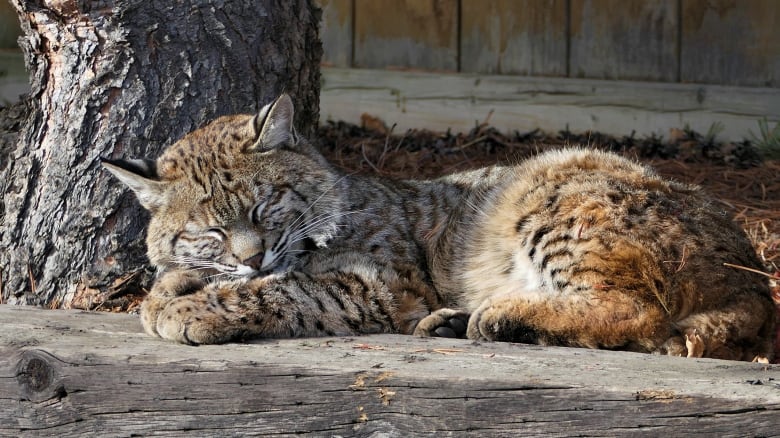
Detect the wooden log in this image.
<box><xmin>1</xmin><ymin>305</ymin><xmax>778</xmax><ymax>436</ymax></box>
<box><xmin>320</xmin><ymin>67</ymin><xmax>780</xmax><ymax>142</ymax></box>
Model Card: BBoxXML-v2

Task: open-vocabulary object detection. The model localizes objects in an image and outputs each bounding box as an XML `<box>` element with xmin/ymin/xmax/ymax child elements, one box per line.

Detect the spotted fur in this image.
<box><xmin>104</xmin><ymin>94</ymin><xmax>775</xmax><ymax>361</ymax></box>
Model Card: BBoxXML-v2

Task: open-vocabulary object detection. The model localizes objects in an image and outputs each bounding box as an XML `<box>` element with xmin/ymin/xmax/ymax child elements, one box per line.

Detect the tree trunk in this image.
<box><xmin>0</xmin><ymin>0</ymin><xmax>322</xmax><ymax>308</ymax></box>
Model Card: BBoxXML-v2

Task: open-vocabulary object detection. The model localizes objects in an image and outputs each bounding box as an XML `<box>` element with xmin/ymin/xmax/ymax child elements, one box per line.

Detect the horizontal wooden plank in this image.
<box><xmin>1</xmin><ymin>305</ymin><xmax>779</xmax><ymax>436</ymax></box>
<box><xmin>320</xmin><ymin>67</ymin><xmax>780</xmax><ymax>141</ymax></box>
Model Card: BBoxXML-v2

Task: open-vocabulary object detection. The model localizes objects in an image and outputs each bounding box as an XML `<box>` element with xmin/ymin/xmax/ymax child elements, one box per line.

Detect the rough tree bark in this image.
<box><xmin>0</xmin><ymin>0</ymin><xmax>322</xmax><ymax>307</ymax></box>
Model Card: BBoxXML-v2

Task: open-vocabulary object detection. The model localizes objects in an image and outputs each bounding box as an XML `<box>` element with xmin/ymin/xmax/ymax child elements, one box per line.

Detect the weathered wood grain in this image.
<box><xmin>1</xmin><ymin>305</ymin><xmax>778</xmax><ymax>436</ymax></box>
<box><xmin>569</xmin><ymin>0</ymin><xmax>679</xmax><ymax>82</ymax></box>
<box><xmin>320</xmin><ymin>67</ymin><xmax>780</xmax><ymax>142</ymax></box>
<box><xmin>353</xmin><ymin>0</ymin><xmax>458</xmax><ymax>71</ymax></box>
<box><xmin>460</xmin><ymin>0</ymin><xmax>568</xmax><ymax>76</ymax></box>
<box><xmin>318</xmin><ymin>0</ymin><xmax>353</xmax><ymax>68</ymax></box>
<box><xmin>681</xmin><ymin>0</ymin><xmax>780</xmax><ymax>88</ymax></box>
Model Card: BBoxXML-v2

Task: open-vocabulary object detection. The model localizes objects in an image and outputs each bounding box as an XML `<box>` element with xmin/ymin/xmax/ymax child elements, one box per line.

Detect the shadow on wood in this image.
<box><xmin>1</xmin><ymin>305</ymin><xmax>778</xmax><ymax>436</ymax></box>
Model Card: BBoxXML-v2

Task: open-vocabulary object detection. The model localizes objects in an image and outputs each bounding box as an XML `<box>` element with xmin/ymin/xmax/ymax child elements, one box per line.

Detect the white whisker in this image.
<box><xmin>288</xmin><ymin>174</ymin><xmax>351</xmax><ymax>231</ymax></box>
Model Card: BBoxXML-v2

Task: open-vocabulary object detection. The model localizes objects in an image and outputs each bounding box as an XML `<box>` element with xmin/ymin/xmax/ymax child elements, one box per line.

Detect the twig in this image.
<box><xmin>360</xmin><ymin>143</ymin><xmax>382</xmax><ymax>174</ymax></box>
<box><xmin>377</xmin><ymin>123</ymin><xmax>396</xmax><ymax>169</ymax></box>
<box><xmin>723</xmin><ymin>262</ymin><xmax>780</xmax><ymax>280</ymax></box>
<box><xmin>432</xmin><ymin>348</ymin><xmax>464</xmax><ymax>355</ymax></box>
<box><xmin>27</xmin><ymin>263</ymin><xmax>36</xmax><ymax>295</ymax></box>
<box><xmin>353</xmin><ymin>343</ymin><xmax>385</xmax><ymax>350</ymax></box>
<box><xmin>453</xmin><ymin>135</ymin><xmax>488</xmax><ymax>151</ymax></box>
<box><xmin>412</xmin><ymin>348</ymin><xmax>465</xmax><ymax>355</ymax></box>
<box><xmin>662</xmin><ymin>245</ymin><xmax>688</xmax><ymax>273</ymax></box>
<box><xmin>481</xmin><ymin>109</ymin><xmax>494</xmax><ymax>127</ymax></box>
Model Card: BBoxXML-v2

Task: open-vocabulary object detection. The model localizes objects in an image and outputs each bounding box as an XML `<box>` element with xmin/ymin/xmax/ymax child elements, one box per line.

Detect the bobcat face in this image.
<box><xmin>165</xmin><ymin>181</ymin><xmax>321</xmax><ymax>277</ymax></box>
<box><xmin>104</xmin><ymin>95</ymin><xmax>343</xmax><ymax>277</ymax></box>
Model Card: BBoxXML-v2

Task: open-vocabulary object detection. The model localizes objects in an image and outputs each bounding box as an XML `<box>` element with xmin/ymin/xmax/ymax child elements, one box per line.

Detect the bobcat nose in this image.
<box><xmin>242</xmin><ymin>253</ymin><xmax>265</xmax><ymax>270</ymax></box>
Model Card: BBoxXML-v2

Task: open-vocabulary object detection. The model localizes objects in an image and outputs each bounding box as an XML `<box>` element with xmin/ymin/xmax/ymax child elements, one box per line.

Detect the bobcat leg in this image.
<box><xmin>140</xmin><ymin>270</ymin><xmax>205</xmax><ymax>338</ymax></box>
<box><xmin>466</xmin><ymin>293</ymin><xmax>670</xmax><ymax>352</ymax></box>
<box><xmin>154</xmin><ymin>277</ymin><xmax>272</xmax><ymax>345</ymax></box>
<box><xmin>150</xmin><ymin>269</ymin><xmax>412</xmax><ymax>345</ymax></box>
<box><xmin>659</xmin><ymin>296</ymin><xmax>776</xmax><ymax>361</ymax></box>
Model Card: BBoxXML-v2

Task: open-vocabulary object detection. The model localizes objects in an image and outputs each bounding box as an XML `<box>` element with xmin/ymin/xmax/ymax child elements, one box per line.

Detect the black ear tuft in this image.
<box><xmin>101</xmin><ymin>158</ymin><xmax>158</xmax><ymax>180</ymax></box>
<box><xmin>102</xmin><ymin>158</ymin><xmax>165</xmax><ymax>211</ymax></box>
<box><xmin>247</xmin><ymin>94</ymin><xmax>295</xmax><ymax>152</ymax></box>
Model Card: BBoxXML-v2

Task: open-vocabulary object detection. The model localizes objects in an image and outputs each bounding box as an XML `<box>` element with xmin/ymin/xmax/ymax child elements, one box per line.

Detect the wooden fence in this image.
<box><xmin>317</xmin><ymin>0</ymin><xmax>780</xmax><ymax>140</ymax></box>
<box><xmin>320</xmin><ymin>0</ymin><xmax>780</xmax><ymax>87</ymax></box>
<box><xmin>2</xmin><ymin>2</ymin><xmax>779</xmax><ymax>139</ymax></box>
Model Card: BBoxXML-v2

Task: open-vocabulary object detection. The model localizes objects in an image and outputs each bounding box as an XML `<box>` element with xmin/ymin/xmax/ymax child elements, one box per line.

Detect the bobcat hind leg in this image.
<box><xmin>466</xmin><ymin>292</ymin><xmax>670</xmax><ymax>353</ymax></box>
<box><xmin>658</xmin><ymin>297</ymin><xmax>776</xmax><ymax>361</ymax></box>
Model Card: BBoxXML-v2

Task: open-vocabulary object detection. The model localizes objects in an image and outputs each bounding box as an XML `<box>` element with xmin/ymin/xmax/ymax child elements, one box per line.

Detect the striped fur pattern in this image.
<box><xmin>104</xmin><ymin>94</ymin><xmax>775</xmax><ymax>361</ymax></box>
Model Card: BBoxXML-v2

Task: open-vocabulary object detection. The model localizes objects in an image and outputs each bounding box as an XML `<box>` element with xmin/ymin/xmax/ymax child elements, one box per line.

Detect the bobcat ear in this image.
<box><xmin>247</xmin><ymin>94</ymin><xmax>294</xmax><ymax>152</ymax></box>
<box><xmin>102</xmin><ymin>158</ymin><xmax>165</xmax><ymax>211</ymax></box>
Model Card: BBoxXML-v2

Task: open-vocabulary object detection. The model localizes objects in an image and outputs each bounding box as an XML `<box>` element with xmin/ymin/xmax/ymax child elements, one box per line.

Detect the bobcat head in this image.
<box><xmin>104</xmin><ymin>94</ymin><xmax>344</xmax><ymax>277</ymax></box>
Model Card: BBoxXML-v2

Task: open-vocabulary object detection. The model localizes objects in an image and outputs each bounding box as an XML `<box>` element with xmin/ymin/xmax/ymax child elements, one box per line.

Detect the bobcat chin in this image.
<box><xmin>104</xmin><ymin>94</ymin><xmax>776</xmax><ymax>361</ymax></box>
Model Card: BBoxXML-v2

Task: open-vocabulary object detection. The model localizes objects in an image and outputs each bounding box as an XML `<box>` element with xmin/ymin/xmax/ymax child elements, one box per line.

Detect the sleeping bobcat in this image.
<box><xmin>104</xmin><ymin>94</ymin><xmax>776</xmax><ymax>361</ymax></box>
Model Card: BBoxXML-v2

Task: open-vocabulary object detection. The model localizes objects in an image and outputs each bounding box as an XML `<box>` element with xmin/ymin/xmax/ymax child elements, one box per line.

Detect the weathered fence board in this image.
<box><xmin>319</xmin><ymin>0</ymin><xmax>353</xmax><ymax>68</ymax></box>
<box><xmin>1</xmin><ymin>305</ymin><xmax>778</xmax><ymax>436</ymax></box>
<box><xmin>353</xmin><ymin>0</ymin><xmax>458</xmax><ymax>71</ymax></box>
<box><xmin>318</xmin><ymin>0</ymin><xmax>779</xmax><ymax>87</ymax></box>
<box><xmin>460</xmin><ymin>0</ymin><xmax>568</xmax><ymax>76</ymax></box>
<box><xmin>681</xmin><ymin>0</ymin><xmax>780</xmax><ymax>87</ymax></box>
<box><xmin>0</xmin><ymin>1</ymin><xmax>21</xmax><ymax>48</ymax></box>
<box><xmin>320</xmin><ymin>67</ymin><xmax>780</xmax><ymax>141</ymax></box>
<box><xmin>0</xmin><ymin>51</ymin><xmax>28</xmax><ymax>104</ymax></box>
<box><xmin>569</xmin><ymin>0</ymin><xmax>679</xmax><ymax>82</ymax></box>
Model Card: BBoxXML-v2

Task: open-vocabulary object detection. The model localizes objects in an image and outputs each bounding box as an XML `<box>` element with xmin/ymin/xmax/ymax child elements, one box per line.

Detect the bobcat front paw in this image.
<box><xmin>141</xmin><ymin>270</ymin><xmax>206</xmax><ymax>338</ymax></box>
<box><xmin>155</xmin><ymin>294</ymin><xmax>244</xmax><ymax>345</ymax></box>
<box><xmin>413</xmin><ymin>308</ymin><xmax>470</xmax><ymax>338</ymax></box>
<box><xmin>466</xmin><ymin>302</ymin><xmax>494</xmax><ymax>341</ymax></box>
<box><xmin>466</xmin><ymin>299</ymin><xmax>542</xmax><ymax>343</ymax></box>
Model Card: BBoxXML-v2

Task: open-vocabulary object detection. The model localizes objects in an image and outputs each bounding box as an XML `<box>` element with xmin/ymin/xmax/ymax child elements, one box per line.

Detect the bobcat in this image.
<box><xmin>104</xmin><ymin>94</ymin><xmax>776</xmax><ymax>361</ymax></box>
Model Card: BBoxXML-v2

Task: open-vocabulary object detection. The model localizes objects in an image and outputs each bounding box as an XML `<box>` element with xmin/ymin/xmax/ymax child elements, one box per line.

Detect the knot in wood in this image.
<box><xmin>15</xmin><ymin>350</ymin><xmax>63</xmax><ymax>401</ymax></box>
<box><xmin>17</xmin><ymin>357</ymin><xmax>51</xmax><ymax>392</ymax></box>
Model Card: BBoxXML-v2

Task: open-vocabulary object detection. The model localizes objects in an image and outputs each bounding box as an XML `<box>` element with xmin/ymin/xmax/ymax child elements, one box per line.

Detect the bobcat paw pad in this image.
<box><xmin>414</xmin><ymin>309</ymin><xmax>470</xmax><ymax>338</ymax></box>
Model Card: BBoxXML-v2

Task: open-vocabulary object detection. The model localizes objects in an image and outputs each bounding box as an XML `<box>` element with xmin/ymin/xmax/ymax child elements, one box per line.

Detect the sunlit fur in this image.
<box><xmin>104</xmin><ymin>95</ymin><xmax>776</xmax><ymax>361</ymax></box>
